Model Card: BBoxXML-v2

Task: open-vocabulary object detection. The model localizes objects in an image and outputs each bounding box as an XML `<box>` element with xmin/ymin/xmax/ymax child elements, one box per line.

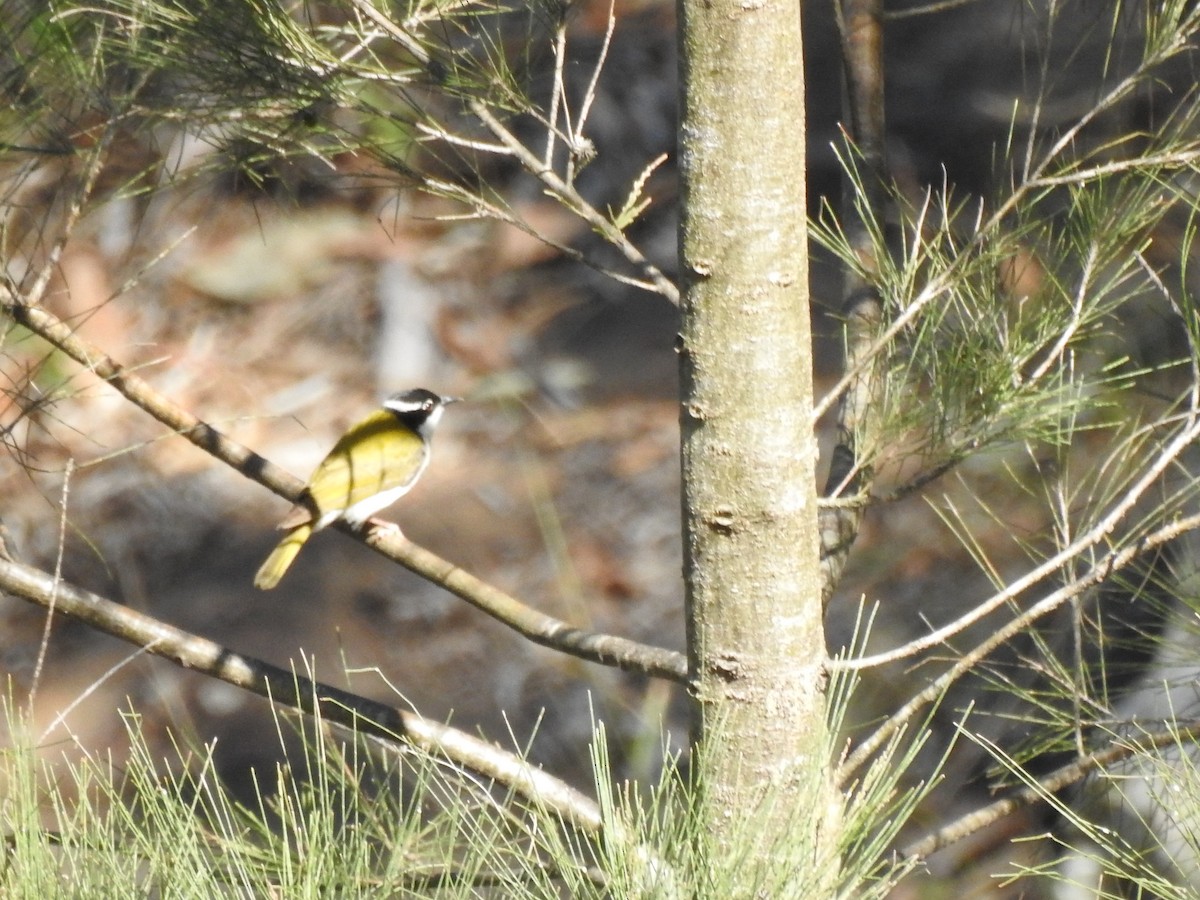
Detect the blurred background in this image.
<box><xmin>2</xmin><ymin>1</ymin><xmax>1197</xmax><ymax>895</ymax></box>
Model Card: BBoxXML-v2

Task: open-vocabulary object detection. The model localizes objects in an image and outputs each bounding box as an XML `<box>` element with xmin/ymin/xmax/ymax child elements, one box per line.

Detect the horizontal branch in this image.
<box><xmin>0</xmin><ymin>291</ymin><xmax>689</xmax><ymax>683</ymax></box>
<box><xmin>0</xmin><ymin>554</ymin><xmax>603</xmax><ymax>833</ymax></box>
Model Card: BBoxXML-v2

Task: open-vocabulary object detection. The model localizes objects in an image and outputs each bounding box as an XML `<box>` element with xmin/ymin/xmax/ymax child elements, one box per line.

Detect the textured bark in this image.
<box><xmin>677</xmin><ymin>0</ymin><xmax>838</xmax><ymax>877</ymax></box>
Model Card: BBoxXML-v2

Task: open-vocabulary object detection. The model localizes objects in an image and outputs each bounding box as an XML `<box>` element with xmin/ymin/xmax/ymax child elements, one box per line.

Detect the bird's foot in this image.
<box><xmin>370</xmin><ymin>520</ymin><xmax>406</xmax><ymax>541</ymax></box>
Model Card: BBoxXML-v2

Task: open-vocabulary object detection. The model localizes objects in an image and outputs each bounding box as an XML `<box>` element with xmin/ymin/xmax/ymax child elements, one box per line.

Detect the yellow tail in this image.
<box><xmin>254</xmin><ymin>523</ymin><xmax>314</xmax><ymax>590</ymax></box>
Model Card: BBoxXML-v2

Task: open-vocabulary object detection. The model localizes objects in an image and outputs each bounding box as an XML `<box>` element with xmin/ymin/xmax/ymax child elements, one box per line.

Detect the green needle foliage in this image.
<box><xmin>2</xmin><ymin>696</ymin><xmax>596</xmax><ymax>898</ymax></box>
<box><xmin>10</xmin><ymin>0</ymin><xmax>1200</xmax><ymax>895</ymax></box>
<box><xmin>1</xmin><ymin>672</ymin><xmax>938</xmax><ymax>899</ymax></box>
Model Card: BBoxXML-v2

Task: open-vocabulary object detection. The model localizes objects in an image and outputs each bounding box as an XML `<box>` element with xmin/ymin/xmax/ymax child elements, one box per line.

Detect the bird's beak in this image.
<box><xmin>443</xmin><ymin>395</ymin><xmax>464</xmax><ymax>405</ymax></box>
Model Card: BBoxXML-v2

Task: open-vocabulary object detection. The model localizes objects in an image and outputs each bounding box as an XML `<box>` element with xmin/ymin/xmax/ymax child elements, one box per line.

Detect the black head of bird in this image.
<box><xmin>254</xmin><ymin>387</ymin><xmax>459</xmax><ymax>590</ymax></box>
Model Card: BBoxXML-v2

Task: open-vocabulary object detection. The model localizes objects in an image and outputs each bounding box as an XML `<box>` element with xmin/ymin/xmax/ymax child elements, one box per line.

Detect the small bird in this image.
<box><xmin>254</xmin><ymin>387</ymin><xmax>459</xmax><ymax>590</ymax></box>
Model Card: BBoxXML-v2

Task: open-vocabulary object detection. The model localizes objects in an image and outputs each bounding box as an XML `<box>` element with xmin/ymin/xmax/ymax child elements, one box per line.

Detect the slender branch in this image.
<box><xmin>835</xmin><ymin>411</ymin><xmax>1200</xmax><ymax>672</ymax></box>
<box><xmin>348</xmin><ymin>0</ymin><xmax>432</xmax><ymax>65</ymax></box>
<box><xmin>884</xmin><ymin>0</ymin><xmax>982</xmax><ymax>19</ymax></box>
<box><xmin>421</xmin><ymin>176</ymin><xmax>667</xmax><ymax>294</ymax></box>
<box><xmin>29</xmin><ymin>459</ymin><xmax>74</xmax><ymax>707</ymax></box>
<box><xmin>1021</xmin><ymin>242</ymin><xmax>1093</xmax><ymax>386</ymax></box>
<box><xmin>903</xmin><ymin>719</ymin><xmax>1200</xmax><ymax>861</ymax></box>
<box><xmin>0</xmin><ymin>554</ymin><xmax>604</xmax><ymax>833</ymax></box>
<box><xmin>1024</xmin><ymin>147</ymin><xmax>1200</xmax><ymax>188</ymax></box>
<box><xmin>23</xmin><ymin>128</ymin><xmax>111</xmax><ymax>307</ymax></box>
<box><xmin>837</xmin><ymin>509</ymin><xmax>1200</xmax><ymax>785</ymax></box>
<box><xmin>544</xmin><ymin>21</ymin><xmax>569</xmax><ymax>172</ymax></box>
<box><xmin>412</xmin><ymin>123</ymin><xmax>512</xmax><ymax>155</ymax></box>
<box><xmin>0</xmin><ymin>290</ymin><xmax>689</xmax><ymax>683</ymax></box>
<box><xmin>468</xmin><ymin>100</ymin><xmax>679</xmax><ymax>303</ymax></box>
<box><xmin>572</xmin><ymin>0</ymin><xmax>617</xmax><ymax>178</ymax></box>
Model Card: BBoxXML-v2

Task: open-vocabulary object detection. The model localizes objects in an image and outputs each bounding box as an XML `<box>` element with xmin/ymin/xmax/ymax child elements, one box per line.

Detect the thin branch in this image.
<box><xmin>884</xmin><ymin>0</ymin><xmax>984</xmax><ymax>19</ymax></box>
<box><xmin>836</xmin><ymin>410</ymin><xmax>1200</xmax><ymax>671</ymax></box>
<box><xmin>544</xmin><ymin>21</ymin><xmax>569</xmax><ymax>172</ymax></box>
<box><xmin>39</xmin><ymin>641</ymin><xmax>159</xmax><ymax>741</ymax></box>
<box><xmin>413</xmin><ymin>122</ymin><xmax>513</xmax><ymax>155</ymax></box>
<box><xmin>348</xmin><ymin>0</ymin><xmax>432</xmax><ymax>66</ymax></box>
<box><xmin>0</xmin><ymin>554</ymin><xmax>604</xmax><ymax>834</ymax></box>
<box><xmin>575</xmin><ymin>0</ymin><xmax>615</xmax><ymax>138</ymax></box>
<box><xmin>1026</xmin><ymin>147</ymin><xmax>1200</xmax><ymax>188</ymax></box>
<box><xmin>903</xmin><ymin>720</ymin><xmax>1200</xmax><ymax>861</ymax></box>
<box><xmin>0</xmin><ymin>289</ymin><xmax>689</xmax><ymax>684</ymax></box>
<box><xmin>1021</xmin><ymin>241</ymin><xmax>1093</xmax><ymax>386</ymax></box>
<box><xmin>29</xmin><ymin>458</ymin><xmax>73</xmax><ymax>707</ymax></box>
<box><xmin>468</xmin><ymin>100</ymin><xmax>679</xmax><ymax>302</ymax></box>
<box><xmin>421</xmin><ymin>176</ymin><xmax>669</xmax><ymax>294</ymax></box>
<box><xmin>837</xmin><ymin>509</ymin><xmax>1200</xmax><ymax>785</ymax></box>
<box><xmin>22</xmin><ymin>126</ymin><xmax>111</xmax><ymax>308</ymax></box>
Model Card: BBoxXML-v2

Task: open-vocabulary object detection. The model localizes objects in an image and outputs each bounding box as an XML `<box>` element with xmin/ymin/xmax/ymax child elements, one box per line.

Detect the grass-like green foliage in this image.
<box><xmin>10</xmin><ymin>0</ymin><xmax>1200</xmax><ymax>895</ymax></box>
<box><xmin>2</xmin><ymin>694</ymin><xmax>599</xmax><ymax>898</ymax></box>
<box><xmin>813</xmin><ymin>1</ymin><xmax>1200</xmax><ymax>502</ymax></box>
<box><xmin>0</xmin><ymin>0</ymin><xmax>559</xmax><ymax>193</ymax></box>
<box><xmin>1</xmin><ymin>655</ymin><xmax>942</xmax><ymax>899</ymax></box>
<box><xmin>986</xmin><ymin>713</ymin><xmax>1200</xmax><ymax>899</ymax></box>
<box><xmin>811</xmin><ymin>2</ymin><xmax>1200</xmax><ymax>892</ymax></box>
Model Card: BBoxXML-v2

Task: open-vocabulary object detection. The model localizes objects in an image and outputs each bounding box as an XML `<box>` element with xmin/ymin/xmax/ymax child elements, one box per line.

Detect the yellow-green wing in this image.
<box><xmin>305</xmin><ymin>410</ymin><xmax>426</xmax><ymax>517</ymax></box>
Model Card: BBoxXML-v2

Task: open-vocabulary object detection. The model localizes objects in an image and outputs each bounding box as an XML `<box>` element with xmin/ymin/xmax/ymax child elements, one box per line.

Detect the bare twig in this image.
<box><xmin>1021</xmin><ymin>242</ymin><xmax>1093</xmax><ymax>386</ymax></box>
<box><xmin>884</xmin><ymin>0</ymin><xmax>983</xmax><ymax>19</ymax></box>
<box><xmin>1026</xmin><ymin>147</ymin><xmax>1200</xmax><ymax>189</ymax></box>
<box><xmin>39</xmin><ymin>642</ymin><xmax>159</xmax><ymax>740</ymax></box>
<box><xmin>837</xmin><ymin>508</ymin><xmax>1200</xmax><ymax>785</ymax></box>
<box><xmin>0</xmin><ymin>290</ymin><xmax>689</xmax><ymax>683</ymax></box>
<box><xmin>544</xmin><ymin>21</ymin><xmax>569</xmax><ymax>172</ymax></box>
<box><xmin>29</xmin><ymin>458</ymin><xmax>74</xmax><ymax>707</ymax></box>
<box><xmin>23</xmin><ymin>131</ymin><xmax>110</xmax><ymax>307</ymax></box>
<box><xmin>568</xmin><ymin>0</ymin><xmax>616</xmax><ymax>184</ymax></box>
<box><xmin>348</xmin><ymin>0</ymin><xmax>432</xmax><ymax>65</ymax></box>
<box><xmin>835</xmin><ymin>411</ymin><xmax>1200</xmax><ymax>672</ymax></box>
<box><xmin>903</xmin><ymin>720</ymin><xmax>1200</xmax><ymax>861</ymax></box>
<box><xmin>468</xmin><ymin>100</ymin><xmax>678</xmax><ymax>302</ymax></box>
<box><xmin>422</xmin><ymin>174</ymin><xmax>668</xmax><ymax>294</ymax></box>
<box><xmin>0</xmin><ymin>553</ymin><xmax>605</xmax><ymax>833</ymax></box>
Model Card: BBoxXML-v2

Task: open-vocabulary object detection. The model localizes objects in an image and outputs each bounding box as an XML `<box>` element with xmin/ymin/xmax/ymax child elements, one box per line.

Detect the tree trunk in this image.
<box><xmin>676</xmin><ymin>0</ymin><xmax>839</xmax><ymax>884</ymax></box>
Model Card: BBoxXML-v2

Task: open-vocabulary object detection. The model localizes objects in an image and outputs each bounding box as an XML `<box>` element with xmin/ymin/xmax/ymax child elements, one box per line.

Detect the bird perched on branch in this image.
<box><xmin>254</xmin><ymin>388</ymin><xmax>459</xmax><ymax>590</ymax></box>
